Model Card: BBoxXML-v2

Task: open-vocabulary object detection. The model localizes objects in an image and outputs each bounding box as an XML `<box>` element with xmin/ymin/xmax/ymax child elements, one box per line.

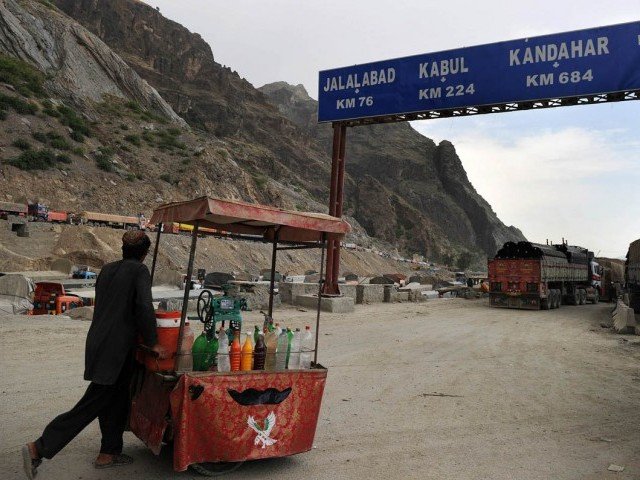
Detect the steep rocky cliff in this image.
<box><xmin>259</xmin><ymin>82</ymin><xmax>525</xmax><ymax>257</ymax></box>
<box><xmin>0</xmin><ymin>0</ymin><xmax>524</xmax><ymax>265</ymax></box>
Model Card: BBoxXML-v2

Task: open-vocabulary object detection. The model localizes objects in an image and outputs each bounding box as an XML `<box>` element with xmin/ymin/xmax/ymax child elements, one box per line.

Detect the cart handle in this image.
<box><xmin>137</xmin><ymin>344</ymin><xmax>159</xmax><ymax>358</ymax></box>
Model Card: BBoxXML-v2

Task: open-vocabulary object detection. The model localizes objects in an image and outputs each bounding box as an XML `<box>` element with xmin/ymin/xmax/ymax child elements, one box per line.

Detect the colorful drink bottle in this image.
<box><xmin>230</xmin><ymin>329</ymin><xmax>241</xmax><ymax>371</ymax></box>
<box><xmin>241</xmin><ymin>331</ymin><xmax>254</xmax><ymax>371</ymax></box>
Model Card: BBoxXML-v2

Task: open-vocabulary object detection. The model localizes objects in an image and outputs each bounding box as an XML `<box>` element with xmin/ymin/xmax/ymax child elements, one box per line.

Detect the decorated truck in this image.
<box><xmin>626</xmin><ymin>238</ymin><xmax>640</xmax><ymax>313</ymax></box>
<box><xmin>488</xmin><ymin>241</ymin><xmax>601</xmax><ymax>310</ymax></box>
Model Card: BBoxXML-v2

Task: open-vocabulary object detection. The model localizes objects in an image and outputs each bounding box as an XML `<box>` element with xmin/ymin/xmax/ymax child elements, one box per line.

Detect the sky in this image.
<box><xmin>144</xmin><ymin>0</ymin><xmax>639</xmax><ymax>258</ymax></box>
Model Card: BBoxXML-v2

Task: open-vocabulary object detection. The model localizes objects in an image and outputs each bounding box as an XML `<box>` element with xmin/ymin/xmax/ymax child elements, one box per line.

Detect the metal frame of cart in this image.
<box><xmin>131</xmin><ymin>196</ymin><xmax>350</xmax><ymax>473</ymax></box>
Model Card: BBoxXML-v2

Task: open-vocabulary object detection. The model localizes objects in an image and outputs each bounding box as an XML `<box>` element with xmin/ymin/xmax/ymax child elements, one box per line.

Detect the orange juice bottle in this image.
<box><xmin>241</xmin><ymin>331</ymin><xmax>254</xmax><ymax>371</ymax></box>
<box><xmin>230</xmin><ymin>329</ymin><xmax>241</xmax><ymax>371</ymax></box>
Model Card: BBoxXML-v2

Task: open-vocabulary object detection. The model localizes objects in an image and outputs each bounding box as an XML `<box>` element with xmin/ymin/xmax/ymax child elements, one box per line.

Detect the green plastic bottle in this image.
<box><xmin>203</xmin><ymin>335</ymin><xmax>219</xmax><ymax>371</ymax></box>
<box><xmin>192</xmin><ymin>332</ymin><xmax>208</xmax><ymax>371</ymax></box>
<box><xmin>285</xmin><ymin>328</ymin><xmax>293</xmax><ymax>368</ymax></box>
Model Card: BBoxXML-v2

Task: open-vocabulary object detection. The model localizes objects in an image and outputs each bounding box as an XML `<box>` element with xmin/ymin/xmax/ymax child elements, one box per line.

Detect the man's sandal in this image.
<box><xmin>94</xmin><ymin>453</ymin><xmax>134</xmax><ymax>469</ymax></box>
<box><xmin>22</xmin><ymin>445</ymin><xmax>42</xmax><ymax>480</ymax></box>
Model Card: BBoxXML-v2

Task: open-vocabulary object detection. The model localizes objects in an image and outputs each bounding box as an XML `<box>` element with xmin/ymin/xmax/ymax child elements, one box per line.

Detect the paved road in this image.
<box><xmin>1</xmin><ymin>299</ymin><xmax>639</xmax><ymax>479</ymax></box>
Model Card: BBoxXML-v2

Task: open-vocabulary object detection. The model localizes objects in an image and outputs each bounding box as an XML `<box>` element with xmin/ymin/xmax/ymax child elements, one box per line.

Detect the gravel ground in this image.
<box><xmin>1</xmin><ymin>299</ymin><xmax>639</xmax><ymax>480</ymax></box>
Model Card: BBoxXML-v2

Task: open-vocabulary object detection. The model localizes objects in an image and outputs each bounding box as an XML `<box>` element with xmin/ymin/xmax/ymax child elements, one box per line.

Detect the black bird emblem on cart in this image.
<box><xmin>227</xmin><ymin>387</ymin><xmax>292</xmax><ymax>406</ymax></box>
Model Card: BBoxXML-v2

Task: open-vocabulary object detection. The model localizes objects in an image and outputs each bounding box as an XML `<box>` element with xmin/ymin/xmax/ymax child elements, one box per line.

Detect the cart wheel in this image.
<box><xmin>197</xmin><ymin>290</ymin><xmax>214</xmax><ymax>323</ymax></box>
<box><xmin>190</xmin><ymin>462</ymin><xmax>243</xmax><ymax>477</ymax></box>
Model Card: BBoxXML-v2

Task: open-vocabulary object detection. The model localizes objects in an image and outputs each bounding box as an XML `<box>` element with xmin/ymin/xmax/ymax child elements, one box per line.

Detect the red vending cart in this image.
<box><xmin>129</xmin><ymin>196</ymin><xmax>350</xmax><ymax>474</ymax></box>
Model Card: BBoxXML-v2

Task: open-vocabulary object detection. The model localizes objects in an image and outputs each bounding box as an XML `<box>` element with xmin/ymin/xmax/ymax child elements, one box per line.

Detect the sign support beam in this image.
<box><xmin>322</xmin><ymin>122</ymin><xmax>347</xmax><ymax>296</ymax></box>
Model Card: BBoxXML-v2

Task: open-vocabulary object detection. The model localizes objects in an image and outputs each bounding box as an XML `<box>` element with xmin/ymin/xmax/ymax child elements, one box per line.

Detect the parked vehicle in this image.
<box><xmin>72</xmin><ymin>266</ymin><xmax>97</xmax><ymax>280</ymax></box>
<box><xmin>76</xmin><ymin>211</ymin><xmax>143</xmax><ymax>229</ymax></box>
<box><xmin>28</xmin><ymin>203</ymin><xmax>69</xmax><ymax>223</ymax></box>
<box><xmin>626</xmin><ymin>239</ymin><xmax>640</xmax><ymax>313</ymax></box>
<box><xmin>488</xmin><ymin>241</ymin><xmax>601</xmax><ymax>310</ymax></box>
<box><xmin>0</xmin><ymin>201</ymin><xmax>27</xmax><ymax>219</ymax></box>
<box><xmin>32</xmin><ymin>282</ymin><xmax>84</xmax><ymax>315</ymax></box>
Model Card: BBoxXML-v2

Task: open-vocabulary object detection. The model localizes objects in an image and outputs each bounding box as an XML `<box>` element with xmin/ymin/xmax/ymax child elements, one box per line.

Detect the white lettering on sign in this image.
<box><xmin>418</xmin><ymin>57</ymin><xmax>469</xmax><ymax>78</ymax></box>
<box><xmin>509</xmin><ymin>37</ymin><xmax>609</xmax><ymax>66</ymax></box>
<box><xmin>323</xmin><ymin>68</ymin><xmax>396</xmax><ymax>92</ymax></box>
<box><xmin>526</xmin><ymin>69</ymin><xmax>593</xmax><ymax>87</ymax></box>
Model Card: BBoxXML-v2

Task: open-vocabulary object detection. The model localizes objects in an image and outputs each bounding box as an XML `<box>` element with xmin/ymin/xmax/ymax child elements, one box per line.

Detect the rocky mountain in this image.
<box><xmin>259</xmin><ymin>82</ymin><xmax>525</xmax><ymax>257</ymax></box>
<box><xmin>0</xmin><ymin>0</ymin><xmax>524</xmax><ymax>267</ymax></box>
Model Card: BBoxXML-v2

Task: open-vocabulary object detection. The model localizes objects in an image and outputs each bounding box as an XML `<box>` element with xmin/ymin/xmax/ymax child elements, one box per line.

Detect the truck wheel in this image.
<box><xmin>571</xmin><ymin>291</ymin><xmax>580</xmax><ymax>305</ymax></box>
<box><xmin>579</xmin><ymin>289</ymin><xmax>587</xmax><ymax>305</ymax></box>
<box><xmin>591</xmin><ymin>290</ymin><xmax>599</xmax><ymax>304</ymax></box>
<box><xmin>541</xmin><ymin>297</ymin><xmax>550</xmax><ymax>310</ymax></box>
<box><xmin>551</xmin><ymin>290</ymin><xmax>559</xmax><ymax>309</ymax></box>
<box><xmin>190</xmin><ymin>462</ymin><xmax>242</xmax><ymax>476</ymax></box>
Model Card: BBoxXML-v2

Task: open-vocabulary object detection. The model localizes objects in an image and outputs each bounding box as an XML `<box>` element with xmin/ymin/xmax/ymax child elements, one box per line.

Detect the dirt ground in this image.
<box><xmin>1</xmin><ymin>299</ymin><xmax>639</xmax><ymax>480</ymax></box>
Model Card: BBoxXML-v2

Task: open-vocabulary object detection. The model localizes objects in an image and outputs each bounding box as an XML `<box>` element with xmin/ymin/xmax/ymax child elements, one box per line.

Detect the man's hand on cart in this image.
<box><xmin>151</xmin><ymin>344</ymin><xmax>170</xmax><ymax>359</ymax></box>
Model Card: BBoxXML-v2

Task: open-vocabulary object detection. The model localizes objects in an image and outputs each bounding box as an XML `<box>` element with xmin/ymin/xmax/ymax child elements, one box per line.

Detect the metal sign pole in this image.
<box><xmin>150</xmin><ymin>222</ymin><xmax>162</xmax><ymax>284</ymax></box>
<box><xmin>323</xmin><ymin>123</ymin><xmax>347</xmax><ymax>295</ymax></box>
<box><xmin>314</xmin><ymin>234</ymin><xmax>326</xmax><ymax>365</ymax></box>
<box><xmin>174</xmin><ymin>221</ymin><xmax>199</xmax><ymax>371</ymax></box>
<box><xmin>267</xmin><ymin>229</ymin><xmax>280</xmax><ymax>318</ymax></box>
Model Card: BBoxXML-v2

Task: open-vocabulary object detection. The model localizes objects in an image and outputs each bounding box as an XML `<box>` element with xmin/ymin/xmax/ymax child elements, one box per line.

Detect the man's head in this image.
<box><xmin>122</xmin><ymin>230</ymin><xmax>151</xmax><ymax>261</ymax></box>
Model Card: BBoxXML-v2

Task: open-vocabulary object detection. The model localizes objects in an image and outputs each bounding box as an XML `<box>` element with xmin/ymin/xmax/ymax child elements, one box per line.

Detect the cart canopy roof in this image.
<box><xmin>150</xmin><ymin>196</ymin><xmax>351</xmax><ymax>243</ymax></box>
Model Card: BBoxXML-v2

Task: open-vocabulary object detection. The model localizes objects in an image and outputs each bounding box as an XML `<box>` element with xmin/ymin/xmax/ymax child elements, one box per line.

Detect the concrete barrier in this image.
<box><xmin>294</xmin><ymin>294</ymin><xmax>355</xmax><ymax>313</ymax></box>
<box><xmin>356</xmin><ymin>284</ymin><xmax>384</xmax><ymax>304</ymax></box>
<box><xmin>279</xmin><ymin>282</ymin><xmax>320</xmax><ymax>304</ymax></box>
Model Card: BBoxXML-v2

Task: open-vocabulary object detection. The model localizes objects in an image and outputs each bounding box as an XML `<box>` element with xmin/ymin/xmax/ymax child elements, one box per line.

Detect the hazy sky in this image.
<box><xmin>144</xmin><ymin>0</ymin><xmax>639</xmax><ymax>258</ymax></box>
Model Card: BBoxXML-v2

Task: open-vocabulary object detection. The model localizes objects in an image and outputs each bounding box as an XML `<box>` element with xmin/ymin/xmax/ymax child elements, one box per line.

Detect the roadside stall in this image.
<box><xmin>129</xmin><ymin>196</ymin><xmax>350</xmax><ymax>474</ymax></box>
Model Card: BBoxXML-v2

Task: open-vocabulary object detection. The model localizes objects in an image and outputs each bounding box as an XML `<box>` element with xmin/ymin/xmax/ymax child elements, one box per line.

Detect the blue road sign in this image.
<box><xmin>318</xmin><ymin>21</ymin><xmax>640</xmax><ymax>123</ymax></box>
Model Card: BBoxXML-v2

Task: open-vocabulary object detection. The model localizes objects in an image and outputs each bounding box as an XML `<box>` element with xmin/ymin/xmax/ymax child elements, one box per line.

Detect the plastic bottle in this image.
<box><xmin>254</xmin><ymin>325</ymin><xmax>261</xmax><ymax>345</ymax></box>
<box><xmin>241</xmin><ymin>331</ymin><xmax>254</xmax><ymax>371</ymax></box>
<box><xmin>275</xmin><ymin>322</ymin><xmax>282</xmax><ymax>336</ymax></box>
<box><xmin>217</xmin><ymin>329</ymin><xmax>230</xmax><ymax>372</ymax></box>
<box><xmin>203</xmin><ymin>334</ymin><xmax>218</xmax><ymax>371</ymax></box>
<box><xmin>285</xmin><ymin>328</ymin><xmax>293</xmax><ymax>368</ymax></box>
<box><xmin>229</xmin><ymin>329</ymin><xmax>242</xmax><ymax>372</ymax></box>
<box><xmin>289</xmin><ymin>328</ymin><xmax>302</xmax><ymax>369</ymax></box>
<box><xmin>192</xmin><ymin>331</ymin><xmax>208</xmax><ymax>371</ymax></box>
<box><xmin>253</xmin><ymin>332</ymin><xmax>266</xmax><ymax>370</ymax></box>
<box><xmin>264</xmin><ymin>329</ymin><xmax>278</xmax><ymax>371</ymax></box>
<box><xmin>275</xmin><ymin>330</ymin><xmax>289</xmax><ymax>370</ymax></box>
<box><xmin>300</xmin><ymin>325</ymin><xmax>314</xmax><ymax>369</ymax></box>
<box><xmin>176</xmin><ymin>322</ymin><xmax>194</xmax><ymax>372</ymax></box>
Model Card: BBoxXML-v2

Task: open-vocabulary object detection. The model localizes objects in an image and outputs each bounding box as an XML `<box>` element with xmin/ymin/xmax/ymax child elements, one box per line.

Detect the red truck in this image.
<box><xmin>488</xmin><ymin>241</ymin><xmax>601</xmax><ymax>310</ymax></box>
<box><xmin>626</xmin><ymin>238</ymin><xmax>640</xmax><ymax>313</ymax></box>
<box><xmin>31</xmin><ymin>282</ymin><xmax>90</xmax><ymax>315</ymax></box>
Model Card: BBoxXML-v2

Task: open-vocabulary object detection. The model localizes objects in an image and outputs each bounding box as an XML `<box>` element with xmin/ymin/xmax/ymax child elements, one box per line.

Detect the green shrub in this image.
<box><xmin>0</xmin><ymin>53</ymin><xmax>45</xmax><ymax>97</ymax></box>
<box><xmin>57</xmin><ymin>105</ymin><xmax>90</xmax><ymax>137</ymax></box>
<box><xmin>32</xmin><ymin>131</ymin><xmax>47</xmax><ymax>143</ymax></box>
<box><xmin>56</xmin><ymin>153</ymin><xmax>71</xmax><ymax>164</ymax></box>
<box><xmin>12</xmin><ymin>138</ymin><xmax>31</xmax><ymax>150</ymax></box>
<box><xmin>50</xmin><ymin>137</ymin><xmax>70</xmax><ymax>150</ymax></box>
<box><xmin>44</xmin><ymin>131</ymin><xmax>71</xmax><ymax>150</ymax></box>
<box><xmin>125</xmin><ymin>101</ymin><xmax>143</xmax><ymax>113</ymax></box>
<box><xmin>7</xmin><ymin>149</ymin><xmax>64</xmax><ymax>170</ymax></box>
<box><xmin>41</xmin><ymin>99</ymin><xmax>61</xmax><ymax>117</ymax></box>
<box><xmin>124</xmin><ymin>134</ymin><xmax>141</xmax><ymax>146</ymax></box>
<box><xmin>125</xmin><ymin>173</ymin><xmax>136</xmax><ymax>182</ymax></box>
<box><xmin>0</xmin><ymin>93</ymin><xmax>38</xmax><ymax>114</ymax></box>
<box><xmin>71</xmin><ymin>146</ymin><xmax>84</xmax><ymax>156</ymax></box>
<box><xmin>155</xmin><ymin>129</ymin><xmax>186</xmax><ymax>150</ymax></box>
<box><xmin>119</xmin><ymin>123</ymin><xmax>129</xmax><ymax>130</ymax></box>
<box><xmin>0</xmin><ymin>110</ymin><xmax>7</xmax><ymax>120</ymax></box>
<box><xmin>36</xmin><ymin>0</ymin><xmax>55</xmax><ymax>9</ymax></box>
<box><xmin>159</xmin><ymin>173</ymin><xmax>171</xmax><ymax>183</ymax></box>
<box><xmin>69</xmin><ymin>130</ymin><xmax>84</xmax><ymax>142</ymax></box>
<box><xmin>95</xmin><ymin>147</ymin><xmax>115</xmax><ymax>172</ymax></box>
<box><xmin>142</xmin><ymin>130</ymin><xmax>155</xmax><ymax>143</ymax></box>
<box><xmin>252</xmin><ymin>173</ymin><xmax>267</xmax><ymax>189</ymax></box>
